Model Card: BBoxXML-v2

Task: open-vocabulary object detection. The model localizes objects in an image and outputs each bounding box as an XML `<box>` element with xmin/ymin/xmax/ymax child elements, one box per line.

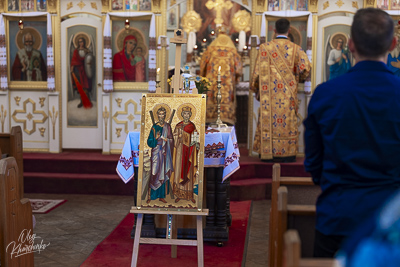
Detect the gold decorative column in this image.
<box><xmin>49</xmin><ymin>106</ymin><xmax>58</xmax><ymax>140</ymax></box>
<box><xmin>103</xmin><ymin>106</ymin><xmax>110</xmax><ymax>141</ymax></box>
<box><xmin>309</xmin><ymin>0</ymin><xmax>319</xmax><ymax>12</ymax></box>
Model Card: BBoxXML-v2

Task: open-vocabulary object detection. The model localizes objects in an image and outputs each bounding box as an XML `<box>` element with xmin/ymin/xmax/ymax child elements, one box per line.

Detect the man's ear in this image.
<box><xmin>389</xmin><ymin>36</ymin><xmax>398</xmax><ymax>52</ymax></box>
<box><xmin>348</xmin><ymin>38</ymin><xmax>356</xmax><ymax>53</ymax></box>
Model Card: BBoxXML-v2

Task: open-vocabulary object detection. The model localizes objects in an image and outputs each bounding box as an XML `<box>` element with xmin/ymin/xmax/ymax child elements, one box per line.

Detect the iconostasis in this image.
<box><xmin>0</xmin><ymin>0</ymin><xmax>386</xmax><ymax>155</ymax></box>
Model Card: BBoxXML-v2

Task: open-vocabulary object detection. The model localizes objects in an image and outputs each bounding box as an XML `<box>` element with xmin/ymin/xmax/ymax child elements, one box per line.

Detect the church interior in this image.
<box><xmin>0</xmin><ymin>0</ymin><xmax>397</xmax><ymax>266</ymax></box>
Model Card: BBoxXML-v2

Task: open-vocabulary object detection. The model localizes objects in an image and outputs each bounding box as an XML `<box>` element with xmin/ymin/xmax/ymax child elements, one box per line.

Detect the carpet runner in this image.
<box><xmin>80</xmin><ymin>200</ymin><xmax>252</xmax><ymax>267</ymax></box>
<box><xmin>29</xmin><ymin>199</ymin><xmax>67</xmax><ymax>214</ymax></box>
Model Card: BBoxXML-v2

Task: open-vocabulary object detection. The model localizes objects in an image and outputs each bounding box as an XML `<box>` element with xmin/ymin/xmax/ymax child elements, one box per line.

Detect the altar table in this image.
<box><xmin>116</xmin><ymin>126</ymin><xmax>240</xmax><ymax>243</ymax></box>
<box><xmin>116</xmin><ymin>127</ymin><xmax>240</xmax><ymax>183</ymax></box>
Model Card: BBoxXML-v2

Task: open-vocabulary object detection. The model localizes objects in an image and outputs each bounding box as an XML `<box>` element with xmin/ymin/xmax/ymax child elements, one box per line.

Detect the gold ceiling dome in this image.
<box><xmin>232</xmin><ymin>10</ymin><xmax>251</xmax><ymax>32</ymax></box>
<box><xmin>181</xmin><ymin>10</ymin><xmax>202</xmax><ymax>33</ymax></box>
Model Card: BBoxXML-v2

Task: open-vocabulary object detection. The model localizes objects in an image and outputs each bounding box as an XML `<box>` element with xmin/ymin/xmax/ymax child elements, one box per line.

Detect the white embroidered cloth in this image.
<box><xmin>116</xmin><ymin>127</ymin><xmax>240</xmax><ymax>183</ymax></box>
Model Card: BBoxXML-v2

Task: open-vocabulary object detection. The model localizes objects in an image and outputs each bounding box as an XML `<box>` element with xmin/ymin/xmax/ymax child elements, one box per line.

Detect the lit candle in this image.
<box><xmin>194</xmin><ymin>45</ymin><xmax>198</xmax><ymax>50</ymax></box>
<box><xmin>156</xmin><ymin>68</ymin><xmax>160</xmax><ymax>82</ymax></box>
<box><xmin>211</xmin><ymin>30</ymin><xmax>215</xmax><ymax>36</ymax></box>
<box><xmin>235</xmin><ymin>38</ymin><xmax>239</xmax><ymax>44</ymax></box>
<box><xmin>243</xmin><ymin>45</ymin><xmax>248</xmax><ymax>56</ymax></box>
<box><xmin>203</xmin><ymin>38</ymin><xmax>207</xmax><ymax>43</ymax></box>
<box><xmin>218</xmin><ymin>66</ymin><xmax>221</xmax><ymax>82</ymax></box>
<box><xmin>125</xmin><ymin>19</ymin><xmax>129</xmax><ymax>29</ymax></box>
<box><xmin>18</xmin><ymin>19</ymin><xmax>24</xmax><ymax>30</ymax></box>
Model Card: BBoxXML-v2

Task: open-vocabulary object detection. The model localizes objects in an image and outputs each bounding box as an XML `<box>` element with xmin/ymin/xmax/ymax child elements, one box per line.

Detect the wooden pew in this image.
<box><xmin>277</xmin><ymin>186</ymin><xmax>317</xmax><ymax>267</ymax></box>
<box><xmin>269</xmin><ymin>163</ymin><xmax>321</xmax><ymax>267</ymax></box>
<box><xmin>284</xmin><ymin>229</ymin><xmax>337</xmax><ymax>267</ymax></box>
<box><xmin>0</xmin><ymin>126</ymin><xmax>24</xmax><ymax>197</ymax></box>
<box><xmin>0</xmin><ymin>157</ymin><xmax>34</xmax><ymax>267</ymax></box>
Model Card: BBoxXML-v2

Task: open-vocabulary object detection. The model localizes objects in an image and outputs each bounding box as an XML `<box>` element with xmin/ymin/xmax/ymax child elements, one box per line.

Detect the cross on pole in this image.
<box><xmin>205</xmin><ymin>0</ymin><xmax>233</xmax><ymax>26</ymax></box>
<box><xmin>170</xmin><ymin>29</ymin><xmax>187</xmax><ymax>94</ymax></box>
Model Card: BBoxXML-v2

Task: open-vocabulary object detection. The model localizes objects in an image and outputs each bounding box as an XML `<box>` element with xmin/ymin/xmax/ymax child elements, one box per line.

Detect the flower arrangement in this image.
<box><xmin>167</xmin><ymin>76</ymin><xmax>211</xmax><ymax>94</ymax></box>
<box><xmin>194</xmin><ymin>76</ymin><xmax>211</xmax><ymax>94</ymax></box>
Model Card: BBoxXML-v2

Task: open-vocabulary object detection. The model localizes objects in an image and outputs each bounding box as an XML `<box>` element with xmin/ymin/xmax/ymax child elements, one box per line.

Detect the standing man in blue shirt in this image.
<box><xmin>304</xmin><ymin>8</ymin><xmax>400</xmax><ymax>258</ymax></box>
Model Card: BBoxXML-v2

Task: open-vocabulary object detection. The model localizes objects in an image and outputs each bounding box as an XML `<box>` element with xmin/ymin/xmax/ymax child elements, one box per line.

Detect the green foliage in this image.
<box><xmin>195</xmin><ymin>76</ymin><xmax>211</xmax><ymax>94</ymax></box>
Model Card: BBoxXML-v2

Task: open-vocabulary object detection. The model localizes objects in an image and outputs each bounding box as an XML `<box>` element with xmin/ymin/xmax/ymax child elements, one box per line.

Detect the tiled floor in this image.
<box><xmin>24</xmin><ymin>193</ymin><xmax>270</xmax><ymax>267</ymax></box>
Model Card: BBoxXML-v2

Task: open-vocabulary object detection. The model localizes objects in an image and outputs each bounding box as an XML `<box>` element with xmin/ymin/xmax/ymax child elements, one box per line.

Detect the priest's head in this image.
<box><xmin>216</xmin><ymin>26</ymin><xmax>227</xmax><ymax>35</ymax></box>
<box><xmin>275</xmin><ymin>18</ymin><xmax>290</xmax><ymax>35</ymax></box>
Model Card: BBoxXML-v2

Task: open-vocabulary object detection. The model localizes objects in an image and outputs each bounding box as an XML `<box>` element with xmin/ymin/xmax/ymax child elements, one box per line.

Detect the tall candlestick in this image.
<box><xmin>243</xmin><ymin>45</ymin><xmax>248</xmax><ymax>58</ymax></box>
<box><xmin>209</xmin><ymin>68</ymin><xmax>227</xmax><ymax>129</ymax></box>
<box><xmin>193</xmin><ymin>45</ymin><xmax>198</xmax><ymax>64</ymax></box>
<box><xmin>201</xmin><ymin>38</ymin><xmax>207</xmax><ymax>55</ymax></box>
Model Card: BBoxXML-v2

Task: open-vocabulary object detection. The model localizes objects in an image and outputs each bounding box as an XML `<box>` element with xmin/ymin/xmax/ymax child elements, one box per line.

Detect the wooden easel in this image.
<box><xmin>155</xmin><ymin>29</ymin><xmax>198</xmax><ymax>94</ymax></box>
<box><xmin>131</xmin><ymin>29</ymin><xmax>207</xmax><ymax>267</ymax></box>
<box><xmin>130</xmin><ymin>208</ymin><xmax>209</xmax><ymax>267</ymax></box>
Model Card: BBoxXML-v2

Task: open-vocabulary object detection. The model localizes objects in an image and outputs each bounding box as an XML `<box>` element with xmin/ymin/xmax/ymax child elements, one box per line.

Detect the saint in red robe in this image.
<box><xmin>70</xmin><ymin>48</ymin><xmax>91</xmax><ymax>92</ymax></box>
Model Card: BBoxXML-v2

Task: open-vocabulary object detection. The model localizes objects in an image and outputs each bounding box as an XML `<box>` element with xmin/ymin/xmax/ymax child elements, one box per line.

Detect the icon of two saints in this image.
<box><xmin>142</xmin><ymin>104</ymin><xmax>200</xmax><ymax>207</ymax></box>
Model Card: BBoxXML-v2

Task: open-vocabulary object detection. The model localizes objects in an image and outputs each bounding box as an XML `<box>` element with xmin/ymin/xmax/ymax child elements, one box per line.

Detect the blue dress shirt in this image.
<box><xmin>304</xmin><ymin>61</ymin><xmax>400</xmax><ymax>236</ymax></box>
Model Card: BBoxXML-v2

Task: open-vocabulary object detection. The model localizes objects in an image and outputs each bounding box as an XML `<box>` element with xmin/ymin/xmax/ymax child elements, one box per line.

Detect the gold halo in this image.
<box><xmin>73</xmin><ymin>32</ymin><xmax>91</xmax><ymax>49</ymax></box>
<box><xmin>232</xmin><ymin>10</ymin><xmax>251</xmax><ymax>32</ymax></box>
<box><xmin>181</xmin><ymin>10</ymin><xmax>202</xmax><ymax>33</ymax></box>
<box><xmin>115</xmin><ymin>27</ymin><xmax>147</xmax><ymax>58</ymax></box>
<box><xmin>272</xmin><ymin>26</ymin><xmax>302</xmax><ymax>46</ymax></box>
<box><xmin>177</xmin><ymin>103</ymin><xmax>196</xmax><ymax>121</ymax></box>
<box><xmin>16</xmin><ymin>27</ymin><xmax>42</xmax><ymax>50</ymax></box>
<box><xmin>330</xmin><ymin>32</ymin><xmax>348</xmax><ymax>49</ymax></box>
<box><xmin>152</xmin><ymin>103</ymin><xmax>171</xmax><ymax>122</ymax></box>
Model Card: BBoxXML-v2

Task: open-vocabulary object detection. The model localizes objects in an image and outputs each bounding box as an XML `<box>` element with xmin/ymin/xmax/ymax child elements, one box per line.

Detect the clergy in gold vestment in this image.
<box><xmin>200</xmin><ymin>28</ymin><xmax>242</xmax><ymax>125</ymax></box>
<box><xmin>251</xmin><ymin>18</ymin><xmax>311</xmax><ymax>161</ymax></box>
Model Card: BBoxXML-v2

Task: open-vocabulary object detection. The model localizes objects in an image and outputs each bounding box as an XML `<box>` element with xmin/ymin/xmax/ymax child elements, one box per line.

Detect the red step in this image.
<box><xmin>22</xmin><ymin>149</ymin><xmax>309</xmax><ymax>200</ymax></box>
<box><xmin>230</xmin><ymin>178</ymin><xmax>272</xmax><ymax>201</ymax></box>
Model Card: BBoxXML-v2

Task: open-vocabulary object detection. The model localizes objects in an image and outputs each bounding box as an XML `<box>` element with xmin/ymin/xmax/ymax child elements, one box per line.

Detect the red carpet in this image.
<box><xmin>81</xmin><ymin>201</ymin><xmax>252</xmax><ymax>267</ymax></box>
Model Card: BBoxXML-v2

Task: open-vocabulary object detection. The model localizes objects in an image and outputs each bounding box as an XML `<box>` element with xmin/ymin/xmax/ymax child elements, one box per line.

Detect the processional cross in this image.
<box><xmin>205</xmin><ymin>0</ymin><xmax>233</xmax><ymax>25</ymax></box>
<box><xmin>169</xmin><ymin>29</ymin><xmax>199</xmax><ymax>94</ymax></box>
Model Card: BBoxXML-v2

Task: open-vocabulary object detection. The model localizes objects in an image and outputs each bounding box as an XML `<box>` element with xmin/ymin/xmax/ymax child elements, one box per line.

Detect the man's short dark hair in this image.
<box><xmin>351</xmin><ymin>8</ymin><xmax>394</xmax><ymax>58</ymax></box>
<box><xmin>275</xmin><ymin>18</ymin><xmax>290</xmax><ymax>34</ymax></box>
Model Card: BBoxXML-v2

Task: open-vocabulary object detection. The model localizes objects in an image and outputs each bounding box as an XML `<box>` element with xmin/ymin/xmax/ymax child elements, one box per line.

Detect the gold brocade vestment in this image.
<box><xmin>251</xmin><ymin>38</ymin><xmax>311</xmax><ymax>160</ymax></box>
<box><xmin>200</xmin><ymin>34</ymin><xmax>242</xmax><ymax>125</ymax></box>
